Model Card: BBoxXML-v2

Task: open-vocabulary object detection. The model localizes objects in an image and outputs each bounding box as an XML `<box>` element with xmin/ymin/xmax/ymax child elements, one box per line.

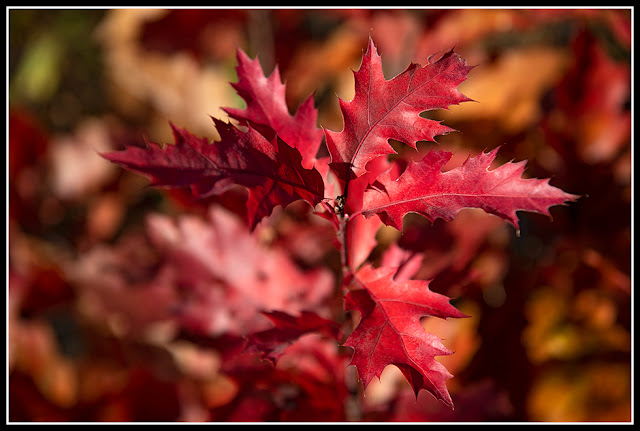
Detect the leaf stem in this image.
<box><xmin>337</xmin><ymin>212</ymin><xmax>350</xmax><ymax>277</ymax></box>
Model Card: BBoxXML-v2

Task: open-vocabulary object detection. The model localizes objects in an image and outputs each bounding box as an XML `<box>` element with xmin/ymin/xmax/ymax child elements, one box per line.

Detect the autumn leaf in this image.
<box><xmin>102</xmin><ymin>119</ymin><xmax>325</xmax><ymax>229</ymax></box>
<box><xmin>324</xmin><ymin>37</ymin><xmax>473</xmax><ymax>185</ymax></box>
<box><xmin>244</xmin><ymin>310</ymin><xmax>341</xmax><ymax>365</ymax></box>
<box><xmin>357</xmin><ymin>147</ymin><xmax>580</xmax><ymax>233</ymax></box>
<box><xmin>223</xmin><ymin>48</ymin><xmax>323</xmax><ymax>169</ymax></box>
<box><xmin>145</xmin><ymin>207</ymin><xmax>335</xmax><ymax>337</ymax></box>
<box><xmin>343</xmin><ymin>264</ymin><xmax>467</xmax><ymax>408</ymax></box>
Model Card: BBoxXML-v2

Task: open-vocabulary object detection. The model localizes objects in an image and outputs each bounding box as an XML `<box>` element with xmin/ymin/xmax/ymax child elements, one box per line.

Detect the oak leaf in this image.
<box><xmin>343</xmin><ymin>264</ymin><xmax>467</xmax><ymax>408</ymax></box>
<box><xmin>223</xmin><ymin>48</ymin><xmax>323</xmax><ymax>169</ymax></box>
<box><xmin>358</xmin><ymin>147</ymin><xmax>580</xmax><ymax>233</ymax></box>
<box><xmin>103</xmin><ymin>119</ymin><xmax>324</xmax><ymax>230</ymax></box>
<box><xmin>324</xmin><ymin>37</ymin><xmax>473</xmax><ymax>185</ymax></box>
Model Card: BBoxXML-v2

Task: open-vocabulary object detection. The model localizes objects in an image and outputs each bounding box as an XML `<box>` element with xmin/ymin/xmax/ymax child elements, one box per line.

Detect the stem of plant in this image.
<box><xmin>333</xmin><ymin>205</ymin><xmax>364</xmax><ymax>420</ymax></box>
<box><xmin>337</xmin><ymin>213</ymin><xmax>350</xmax><ymax>277</ymax></box>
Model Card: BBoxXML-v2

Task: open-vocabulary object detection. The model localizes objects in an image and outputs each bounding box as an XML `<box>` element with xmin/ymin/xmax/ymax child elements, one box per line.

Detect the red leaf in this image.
<box><xmin>145</xmin><ymin>207</ymin><xmax>335</xmax><ymax>337</ymax></box>
<box><xmin>224</xmin><ymin>48</ymin><xmax>323</xmax><ymax>169</ymax></box>
<box><xmin>358</xmin><ymin>147</ymin><xmax>580</xmax><ymax>233</ymax></box>
<box><xmin>244</xmin><ymin>310</ymin><xmax>341</xmax><ymax>365</ymax></box>
<box><xmin>102</xmin><ymin>119</ymin><xmax>325</xmax><ymax>230</ymax></box>
<box><xmin>343</xmin><ymin>265</ymin><xmax>467</xmax><ymax>408</ymax></box>
<box><xmin>324</xmin><ymin>37</ymin><xmax>473</xmax><ymax>184</ymax></box>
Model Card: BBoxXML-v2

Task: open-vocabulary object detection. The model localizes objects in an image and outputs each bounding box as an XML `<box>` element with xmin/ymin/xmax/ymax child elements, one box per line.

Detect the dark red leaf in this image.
<box><xmin>103</xmin><ymin>119</ymin><xmax>325</xmax><ymax>229</ymax></box>
<box><xmin>224</xmin><ymin>48</ymin><xmax>323</xmax><ymax>168</ymax></box>
<box><xmin>244</xmin><ymin>310</ymin><xmax>341</xmax><ymax>365</ymax></box>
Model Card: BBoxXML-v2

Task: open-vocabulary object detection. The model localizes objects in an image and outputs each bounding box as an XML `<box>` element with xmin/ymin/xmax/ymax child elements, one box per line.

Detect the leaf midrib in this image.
<box><xmin>349</xmin><ymin>63</ymin><xmax>439</xmax><ymax>173</ymax></box>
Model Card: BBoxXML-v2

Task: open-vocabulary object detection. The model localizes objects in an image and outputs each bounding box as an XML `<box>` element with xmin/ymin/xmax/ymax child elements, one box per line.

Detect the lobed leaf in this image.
<box><xmin>343</xmin><ymin>265</ymin><xmax>467</xmax><ymax>407</ymax></box>
<box><xmin>358</xmin><ymin>147</ymin><xmax>580</xmax><ymax>233</ymax></box>
<box><xmin>325</xmin><ymin>37</ymin><xmax>473</xmax><ymax>185</ymax></box>
<box><xmin>224</xmin><ymin>48</ymin><xmax>323</xmax><ymax>169</ymax></box>
<box><xmin>103</xmin><ymin>119</ymin><xmax>325</xmax><ymax>230</ymax></box>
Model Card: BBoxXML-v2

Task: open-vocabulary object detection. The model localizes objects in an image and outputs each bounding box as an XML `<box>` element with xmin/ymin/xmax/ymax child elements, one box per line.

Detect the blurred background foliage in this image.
<box><xmin>8</xmin><ymin>8</ymin><xmax>632</xmax><ymax>422</ymax></box>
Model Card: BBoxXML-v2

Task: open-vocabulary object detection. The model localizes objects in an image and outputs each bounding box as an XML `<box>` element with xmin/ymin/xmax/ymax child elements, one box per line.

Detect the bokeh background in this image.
<box><xmin>8</xmin><ymin>8</ymin><xmax>632</xmax><ymax>422</ymax></box>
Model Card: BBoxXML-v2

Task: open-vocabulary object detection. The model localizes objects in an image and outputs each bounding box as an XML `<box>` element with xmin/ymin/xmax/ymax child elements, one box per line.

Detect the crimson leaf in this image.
<box><xmin>343</xmin><ymin>264</ymin><xmax>467</xmax><ymax>408</ymax></box>
<box><xmin>223</xmin><ymin>48</ymin><xmax>323</xmax><ymax>169</ymax></box>
<box><xmin>324</xmin><ymin>37</ymin><xmax>473</xmax><ymax>185</ymax></box>
<box><xmin>102</xmin><ymin>119</ymin><xmax>325</xmax><ymax>230</ymax></box>
<box><xmin>357</xmin><ymin>147</ymin><xmax>580</xmax><ymax>233</ymax></box>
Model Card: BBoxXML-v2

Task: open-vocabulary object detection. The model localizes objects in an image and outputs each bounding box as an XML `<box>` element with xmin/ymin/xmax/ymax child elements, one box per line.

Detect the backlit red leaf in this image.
<box><xmin>343</xmin><ymin>265</ymin><xmax>467</xmax><ymax>407</ymax></box>
<box><xmin>324</xmin><ymin>37</ymin><xmax>473</xmax><ymax>184</ymax></box>
<box><xmin>358</xmin><ymin>147</ymin><xmax>580</xmax><ymax>232</ymax></box>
